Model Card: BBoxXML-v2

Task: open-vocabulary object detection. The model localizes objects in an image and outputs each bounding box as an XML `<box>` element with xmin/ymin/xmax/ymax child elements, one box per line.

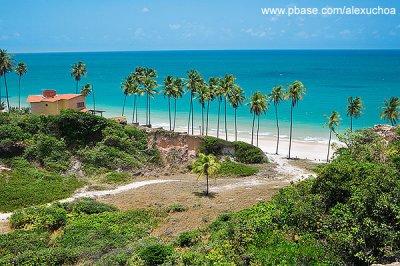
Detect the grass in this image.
<box><xmin>219</xmin><ymin>161</ymin><xmax>259</xmax><ymax>177</ymax></box>
<box><xmin>101</xmin><ymin>171</ymin><xmax>131</xmax><ymax>184</ymax></box>
<box><xmin>0</xmin><ymin>158</ymin><xmax>82</xmax><ymax>212</ymax></box>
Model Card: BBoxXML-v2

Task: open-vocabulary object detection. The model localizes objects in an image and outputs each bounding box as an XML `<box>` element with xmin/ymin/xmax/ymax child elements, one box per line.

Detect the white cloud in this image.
<box><xmin>269</xmin><ymin>16</ymin><xmax>278</xmax><ymax>22</ymax></box>
<box><xmin>169</xmin><ymin>24</ymin><xmax>181</xmax><ymax>30</ymax></box>
<box><xmin>242</xmin><ymin>28</ymin><xmax>266</xmax><ymax>38</ymax></box>
<box><xmin>141</xmin><ymin>7</ymin><xmax>150</xmax><ymax>13</ymax></box>
<box><xmin>340</xmin><ymin>29</ymin><xmax>351</xmax><ymax>36</ymax></box>
<box><xmin>134</xmin><ymin>28</ymin><xmax>145</xmax><ymax>38</ymax></box>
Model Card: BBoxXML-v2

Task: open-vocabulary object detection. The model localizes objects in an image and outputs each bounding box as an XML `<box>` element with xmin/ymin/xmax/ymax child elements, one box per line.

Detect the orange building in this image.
<box><xmin>26</xmin><ymin>90</ymin><xmax>87</xmax><ymax>115</ymax></box>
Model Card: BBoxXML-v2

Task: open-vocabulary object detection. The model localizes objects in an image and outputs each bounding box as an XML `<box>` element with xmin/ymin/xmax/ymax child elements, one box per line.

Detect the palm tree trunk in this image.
<box><xmin>135</xmin><ymin>95</ymin><xmax>138</xmax><ymax>123</ymax></box>
<box><xmin>201</xmin><ymin>105</ymin><xmax>204</xmax><ymax>136</ymax></box>
<box><xmin>251</xmin><ymin>112</ymin><xmax>256</xmax><ymax>145</ymax></box>
<box><xmin>206</xmin><ymin>100</ymin><xmax>210</xmax><ymax>136</ymax></box>
<box><xmin>188</xmin><ymin>93</ymin><xmax>193</xmax><ymax>134</ymax></box>
<box><xmin>217</xmin><ymin>98</ymin><xmax>221</xmax><ymax>138</ymax></box>
<box><xmin>146</xmin><ymin>93</ymin><xmax>149</xmax><ymax>125</ymax></box>
<box><xmin>191</xmin><ymin>93</ymin><xmax>194</xmax><ymax>135</ymax></box>
<box><xmin>275</xmin><ymin>104</ymin><xmax>280</xmax><ymax>155</ymax></box>
<box><xmin>18</xmin><ymin>76</ymin><xmax>21</xmax><ymax>110</ymax></box>
<box><xmin>257</xmin><ymin>114</ymin><xmax>260</xmax><ymax>147</ymax></box>
<box><xmin>122</xmin><ymin>95</ymin><xmax>127</xmax><ymax>116</ymax></box>
<box><xmin>76</xmin><ymin>80</ymin><xmax>79</xmax><ymax>94</ymax></box>
<box><xmin>148</xmin><ymin>95</ymin><xmax>151</xmax><ymax>126</ymax></box>
<box><xmin>132</xmin><ymin>95</ymin><xmax>135</xmax><ymax>123</ymax></box>
<box><xmin>350</xmin><ymin>116</ymin><xmax>353</xmax><ymax>132</ymax></box>
<box><xmin>327</xmin><ymin>129</ymin><xmax>332</xmax><ymax>162</ymax></box>
<box><xmin>288</xmin><ymin>104</ymin><xmax>294</xmax><ymax>159</ymax></box>
<box><xmin>224</xmin><ymin>98</ymin><xmax>228</xmax><ymax>141</ymax></box>
<box><xmin>168</xmin><ymin>97</ymin><xmax>171</xmax><ymax>131</ymax></box>
<box><xmin>173</xmin><ymin>98</ymin><xmax>177</xmax><ymax>131</ymax></box>
<box><xmin>234</xmin><ymin>108</ymin><xmax>237</xmax><ymax>141</ymax></box>
<box><xmin>206</xmin><ymin>174</ymin><xmax>209</xmax><ymax>196</ymax></box>
<box><xmin>92</xmin><ymin>85</ymin><xmax>96</xmax><ymax>112</ymax></box>
<box><xmin>4</xmin><ymin>74</ymin><xmax>10</xmax><ymax>112</ymax></box>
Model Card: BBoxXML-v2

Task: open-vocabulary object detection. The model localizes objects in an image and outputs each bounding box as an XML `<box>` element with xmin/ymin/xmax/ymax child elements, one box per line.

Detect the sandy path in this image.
<box><xmin>266</xmin><ymin>153</ymin><xmax>316</xmax><ymax>182</ymax></box>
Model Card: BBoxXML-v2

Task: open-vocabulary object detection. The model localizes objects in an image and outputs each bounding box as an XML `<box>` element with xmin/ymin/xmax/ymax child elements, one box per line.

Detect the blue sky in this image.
<box><xmin>1</xmin><ymin>0</ymin><xmax>399</xmax><ymax>52</ymax></box>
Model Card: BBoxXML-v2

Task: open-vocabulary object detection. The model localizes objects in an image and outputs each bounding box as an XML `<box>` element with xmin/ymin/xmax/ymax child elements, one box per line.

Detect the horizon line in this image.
<box><xmin>9</xmin><ymin>48</ymin><xmax>400</xmax><ymax>54</ymax></box>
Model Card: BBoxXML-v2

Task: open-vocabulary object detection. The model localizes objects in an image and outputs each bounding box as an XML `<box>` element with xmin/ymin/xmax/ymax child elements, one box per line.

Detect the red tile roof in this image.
<box><xmin>26</xmin><ymin>94</ymin><xmax>81</xmax><ymax>103</ymax></box>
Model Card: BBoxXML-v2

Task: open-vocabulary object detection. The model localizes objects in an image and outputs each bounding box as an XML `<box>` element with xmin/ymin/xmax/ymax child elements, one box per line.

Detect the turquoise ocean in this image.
<box><xmin>2</xmin><ymin>50</ymin><xmax>399</xmax><ymax>143</ymax></box>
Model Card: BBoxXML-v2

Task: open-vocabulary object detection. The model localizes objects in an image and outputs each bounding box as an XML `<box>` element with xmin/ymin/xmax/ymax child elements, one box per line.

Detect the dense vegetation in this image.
<box><xmin>199</xmin><ymin>136</ymin><xmax>267</xmax><ymax>164</ymax></box>
<box><xmin>175</xmin><ymin>128</ymin><xmax>400</xmax><ymax>265</ymax></box>
<box><xmin>0</xmin><ymin>110</ymin><xmax>160</xmax><ymax>211</ymax></box>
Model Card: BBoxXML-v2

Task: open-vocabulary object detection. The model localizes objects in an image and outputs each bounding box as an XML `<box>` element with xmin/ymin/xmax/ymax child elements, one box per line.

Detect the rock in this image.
<box><xmin>373</xmin><ymin>124</ymin><xmax>399</xmax><ymax>142</ymax></box>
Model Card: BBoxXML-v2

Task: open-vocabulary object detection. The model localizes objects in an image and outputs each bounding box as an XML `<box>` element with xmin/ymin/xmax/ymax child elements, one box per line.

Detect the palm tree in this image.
<box><xmin>14</xmin><ymin>62</ymin><xmax>28</xmax><ymax>110</ymax></box>
<box><xmin>286</xmin><ymin>81</ymin><xmax>306</xmax><ymax>159</ymax></box>
<box><xmin>80</xmin><ymin>83</ymin><xmax>93</xmax><ymax>112</ymax></box>
<box><xmin>220</xmin><ymin>74</ymin><xmax>237</xmax><ymax>141</ymax></box>
<box><xmin>163</xmin><ymin>76</ymin><xmax>175</xmax><ymax>131</ymax></box>
<box><xmin>121</xmin><ymin>76</ymin><xmax>133</xmax><ymax>116</ymax></box>
<box><xmin>228</xmin><ymin>86</ymin><xmax>245</xmax><ymax>141</ymax></box>
<box><xmin>269</xmin><ymin>85</ymin><xmax>285</xmax><ymax>154</ymax></box>
<box><xmin>172</xmin><ymin>78</ymin><xmax>185</xmax><ymax>131</ymax></box>
<box><xmin>380</xmin><ymin>97</ymin><xmax>399</xmax><ymax>126</ymax></box>
<box><xmin>197</xmin><ymin>81</ymin><xmax>209</xmax><ymax>135</ymax></box>
<box><xmin>324</xmin><ymin>111</ymin><xmax>341</xmax><ymax>162</ymax></box>
<box><xmin>191</xmin><ymin>153</ymin><xmax>221</xmax><ymax>196</ymax></box>
<box><xmin>248</xmin><ymin>91</ymin><xmax>268</xmax><ymax>146</ymax></box>
<box><xmin>130</xmin><ymin>67</ymin><xmax>146</xmax><ymax>124</ymax></box>
<box><xmin>346</xmin><ymin>96</ymin><xmax>364</xmax><ymax>131</ymax></box>
<box><xmin>131</xmin><ymin>81</ymin><xmax>141</xmax><ymax>124</ymax></box>
<box><xmin>214</xmin><ymin>78</ymin><xmax>224</xmax><ymax>138</ymax></box>
<box><xmin>143</xmin><ymin>68</ymin><xmax>158</xmax><ymax>126</ymax></box>
<box><xmin>71</xmin><ymin>61</ymin><xmax>87</xmax><ymax>94</ymax></box>
<box><xmin>186</xmin><ymin>70</ymin><xmax>203</xmax><ymax>135</ymax></box>
<box><xmin>0</xmin><ymin>49</ymin><xmax>14</xmax><ymax>112</ymax></box>
<box><xmin>206</xmin><ymin>78</ymin><xmax>217</xmax><ymax>136</ymax></box>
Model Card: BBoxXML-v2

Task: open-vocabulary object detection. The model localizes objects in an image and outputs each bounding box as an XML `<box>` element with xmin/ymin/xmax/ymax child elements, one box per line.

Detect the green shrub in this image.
<box><xmin>199</xmin><ymin>136</ymin><xmax>232</xmax><ymax>156</ymax></box>
<box><xmin>10</xmin><ymin>205</ymin><xmax>67</xmax><ymax>230</ymax></box>
<box><xmin>61</xmin><ymin>198</ymin><xmax>118</xmax><ymax>215</ymax></box>
<box><xmin>102</xmin><ymin>172</ymin><xmax>131</xmax><ymax>184</ymax></box>
<box><xmin>0</xmin><ymin>158</ymin><xmax>82</xmax><ymax>212</ymax></box>
<box><xmin>167</xmin><ymin>204</ymin><xmax>188</xmax><ymax>213</ymax></box>
<box><xmin>0</xmin><ymin>124</ymin><xmax>28</xmax><ymax>157</ymax></box>
<box><xmin>25</xmin><ymin>134</ymin><xmax>70</xmax><ymax>171</ymax></box>
<box><xmin>139</xmin><ymin>243</ymin><xmax>173</xmax><ymax>265</ymax></box>
<box><xmin>219</xmin><ymin>161</ymin><xmax>259</xmax><ymax>177</ymax></box>
<box><xmin>233</xmin><ymin>141</ymin><xmax>266</xmax><ymax>164</ymax></box>
<box><xmin>176</xmin><ymin>231</ymin><xmax>200</xmax><ymax>247</ymax></box>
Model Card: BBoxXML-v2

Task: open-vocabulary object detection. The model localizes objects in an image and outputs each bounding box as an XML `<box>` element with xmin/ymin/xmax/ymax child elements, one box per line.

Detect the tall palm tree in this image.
<box><xmin>0</xmin><ymin>49</ymin><xmax>14</xmax><ymax>112</ymax></box>
<box><xmin>14</xmin><ymin>62</ymin><xmax>28</xmax><ymax>110</ymax></box>
<box><xmin>143</xmin><ymin>68</ymin><xmax>158</xmax><ymax>126</ymax></box>
<box><xmin>163</xmin><ymin>76</ymin><xmax>175</xmax><ymax>131</ymax></box>
<box><xmin>214</xmin><ymin>78</ymin><xmax>224</xmax><ymax>138</ymax></box>
<box><xmin>197</xmin><ymin>81</ymin><xmax>209</xmax><ymax>136</ymax></box>
<box><xmin>220</xmin><ymin>74</ymin><xmax>237</xmax><ymax>141</ymax></box>
<box><xmin>324</xmin><ymin>111</ymin><xmax>341</xmax><ymax>162</ymax></box>
<box><xmin>346</xmin><ymin>96</ymin><xmax>364</xmax><ymax>131</ymax></box>
<box><xmin>206</xmin><ymin>78</ymin><xmax>217</xmax><ymax>136</ymax></box>
<box><xmin>380</xmin><ymin>97</ymin><xmax>399</xmax><ymax>126</ymax></box>
<box><xmin>131</xmin><ymin>81</ymin><xmax>141</xmax><ymax>124</ymax></box>
<box><xmin>186</xmin><ymin>70</ymin><xmax>203</xmax><ymax>135</ymax></box>
<box><xmin>71</xmin><ymin>61</ymin><xmax>87</xmax><ymax>94</ymax></box>
<box><xmin>121</xmin><ymin>76</ymin><xmax>133</xmax><ymax>116</ymax></box>
<box><xmin>269</xmin><ymin>85</ymin><xmax>285</xmax><ymax>154</ymax></box>
<box><xmin>286</xmin><ymin>81</ymin><xmax>306</xmax><ymax>159</ymax></box>
<box><xmin>191</xmin><ymin>153</ymin><xmax>221</xmax><ymax>196</ymax></box>
<box><xmin>80</xmin><ymin>83</ymin><xmax>96</xmax><ymax>112</ymax></box>
<box><xmin>172</xmin><ymin>78</ymin><xmax>185</xmax><ymax>131</ymax></box>
<box><xmin>228</xmin><ymin>86</ymin><xmax>245</xmax><ymax>141</ymax></box>
<box><xmin>248</xmin><ymin>91</ymin><xmax>268</xmax><ymax>146</ymax></box>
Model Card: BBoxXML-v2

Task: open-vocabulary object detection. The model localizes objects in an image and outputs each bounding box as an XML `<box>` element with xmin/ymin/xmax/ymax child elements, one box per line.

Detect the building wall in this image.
<box><xmin>30</xmin><ymin>96</ymin><xmax>86</xmax><ymax>115</ymax></box>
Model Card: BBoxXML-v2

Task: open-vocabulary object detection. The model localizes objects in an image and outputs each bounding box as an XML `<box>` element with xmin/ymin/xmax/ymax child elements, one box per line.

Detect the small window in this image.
<box><xmin>77</xmin><ymin>102</ymin><xmax>85</xmax><ymax>108</ymax></box>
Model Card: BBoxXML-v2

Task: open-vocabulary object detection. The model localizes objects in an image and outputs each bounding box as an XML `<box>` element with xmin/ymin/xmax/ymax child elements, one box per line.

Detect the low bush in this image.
<box><xmin>219</xmin><ymin>161</ymin><xmax>259</xmax><ymax>177</ymax></box>
<box><xmin>199</xmin><ymin>136</ymin><xmax>232</xmax><ymax>156</ymax></box>
<box><xmin>102</xmin><ymin>172</ymin><xmax>131</xmax><ymax>184</ymax></box>
<box><xmin>61</xmin><ymin>197</ymin><xmax>118</xmax><ymax>215</ymax></box>
<box><xmin>233</xmin><ymin>141</ymin><xmax>266</xmax><ymax>164</ymax></box>
<box><xmin>139</xmin><ymin>243</ymin><xmax>173</xmax><ymax>265</ymax></box>
<box><xmin>175</xmin><ymin>231</ymin><xmax>200</xmax><ymax>247</ymax></box>
<box><xmin>10</xmin><ymin>205</ymin><xmax>67</xmax><ymax>230</ymax></box>
<box><xmin>167</xmin><ymin>204</ymin><xmax>188</xmax><ymax>213</ymax></box>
